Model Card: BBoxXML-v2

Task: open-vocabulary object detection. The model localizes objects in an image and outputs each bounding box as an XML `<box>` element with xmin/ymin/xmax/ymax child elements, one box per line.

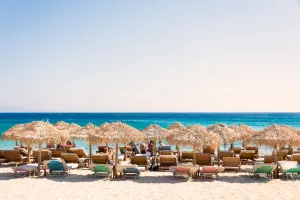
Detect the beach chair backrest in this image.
<box><xmin>2</xmin><ymin>150</ymin><xmax>23</xmax><ymax>162</ymax></box>
<box><xmin>246</xmin><ymin>146</ymin><xmax>258</xmax><ymax>154</ymax></box>
<box><xmin>98</xmin><ymin>146</ymin><xmax>107</xmax><ymax>153</ymax></box>
<box><xmin>69</xmin><ymin>148</ymin><xmax>88</xmax><ymax>158</ymax></box>
<box><xmin>52</xmin><ymin>150</ymin><xmax>65</xmax><ymax>157</ymax></box>
<box><xmin>48</xmin><ymin>160</ymin><xmax>64</xmax><ymax>171</ymax></box>
<box><xmin>203</xmin><ymin>146</ymin><xmax>215</xmax><ymax>154</ymax></box>
<box><xmin>196</xmin><ymin>153</ymin><xmax>212</xmax><ymax>166</ymax></box>
<box><xmin>291</xmin><ymin>154</ymin><xmax>300</xmax><ymax>164</ymax></box>
<box><xmin>159</xmin><ymin>150</ymin><xmax>173</xmax><ymax>155</ymax></box>
<box><xmin>131</xmin><ymin>156</ymin><xmax>147</xmax><ymax>165</ymax></box>
<box><xmin>233</xmin><ymin>147</ymin><xmax>242</xmax><ymax>154</ymax></box>
<box><xmin>264</xmin><ymin>156</ymin><xmax>276</xmax><ymax>163</ymax></box>
<box><xmin>223</xmin><ymin>157</ymin><xmax>240</xmax><ymax>167</ymax></box>
<box><xmin>92</xmin><ymin>154</ymin><xmax>109</xmax><ymax>164</ymax></box>
<box><xmin>240</xmin><ymin>150</ymin><xmax>255</xmax><ymax>159</ymax></box>
<box><xmin>61</xmin><ymin>153</ymin><xmax>79</xmax><ymax>163</ymax></box>
<box><xmin>181</xmin><ymin>151</ymin><xmax>194</xmax><ymax>159</ymax></box>
<box><xmin>33</xmin><ymin>149</ymin><xmax>52</xmax><ymax>162</ymax></box>
<box><xmin>219</xmin><ymin>151</ymin><xmax>234</xmax><ymax>159</ymax></box>
<box><xmin>160</xmin><ymin>155</ymin><xmax>177</xmax><ymax>166</ymax></box>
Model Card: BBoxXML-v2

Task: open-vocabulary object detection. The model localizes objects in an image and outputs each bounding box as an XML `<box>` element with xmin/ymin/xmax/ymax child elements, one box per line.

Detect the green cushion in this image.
<box><xmin>94</xmin><ymin>166</ymin><xmax>109</xmax><ymax>173</ymax></box>
<box><xmin>255</xmin><ymin>166</ymin><xmax>272</xmax><ymax>173</ymax></box>
<box><xmin>287</xmin><ymin>168</ymin><xmax>300</xmax><ymax>173</ymax></box>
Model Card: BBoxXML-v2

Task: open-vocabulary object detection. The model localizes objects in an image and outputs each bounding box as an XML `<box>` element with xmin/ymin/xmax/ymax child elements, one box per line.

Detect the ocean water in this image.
<box><xmin>1</xmin><ymin>113</ymin><xmax>300</xmax><ymax>154</ymax></box>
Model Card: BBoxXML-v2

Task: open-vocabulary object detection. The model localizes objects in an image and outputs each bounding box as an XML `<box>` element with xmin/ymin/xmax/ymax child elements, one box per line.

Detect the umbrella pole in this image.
<box><xmin>153</xmin><ymin>139</ymin><xmax>157</xmax><ymax>166</ymax></box>
<box><xmin>106</xmin><ymin>142</ymin><xmax>109</xmax><ymax>154</ymax></box>
<box><xmin>176</xmin><ymin>144</ymin><xmax>180</xmax><ymax>161</ymax></box>
<box><xmin>217</xmin><ymin>147</ymin><xmax>220</xmax><ymax>166</ymax></box>
<box><xmin>232</xmin><ymin>142</ymin><xmax>235</xmax><ymax>157</ymax></box>
<box><xmin>72</xmin><ymin>139</ymin><xmax>75</xmax><ymax>147</ymax></box>
<box><xmin>37</xmin><ymin>143</ymin><xmax>42</xmax><ymax>177</ymax></box>
<box><xmin>124</xmin><ymin>144</ymin><xmax>127</xmax><ymax>161</ymax></box>
<box><xmin>114</xmin><ymin>142</ymin><xmax>119</xmax><ymax>178</ymax></box>
<box><xmin>273</xmin><ymin>144</ymin><xmax>279</xmax><ymax>179</ymax></box>
<box><xmin>15</xmin><ymin>141</ymin><xmax>18</xmax><ymax>146</ymax></box>
<box><xmin>193</xmin><ymin>145</ymin><xmax>196</xmax><ymax>166</ymax></box>
<box><xmin>28</xmin><ymin>146</ymin><xmax>31</xmax><ymax>163</ymax></box>
<box><xmin>89</xmin><ymin>144</ymin><xmax>92</xmax><ymax>164</ymax></box>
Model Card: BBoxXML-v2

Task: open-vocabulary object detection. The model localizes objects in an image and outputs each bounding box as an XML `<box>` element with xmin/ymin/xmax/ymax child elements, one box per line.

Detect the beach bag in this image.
<box><xmin>150</xmin><ymin>164</ymin><xmax>159</xmax><ymax>171</ymax></box>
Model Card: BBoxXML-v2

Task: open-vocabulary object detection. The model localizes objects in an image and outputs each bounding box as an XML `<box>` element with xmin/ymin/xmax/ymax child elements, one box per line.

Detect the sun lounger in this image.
<box><xmin>239</xmin><ymin>150</ymin><xmax>256</xmax><ymax>163</ymax></box>
<box><xmin>130</xmin><ymin>156</ymin><xmax>150</xmax><ymax>170</ymax></box>
<box><xmin>273</xmin><ymin>150</ymin><xmax>288</xmax><ymax>161</ymax></box>
<box><xmin>159</xmin><ymin>155</ymin><xmax>177</xmax><ymax>170</ymax></box>
<box><xmin>223</xmin><ymin>157</ymin><xmax>241</xmax><ymax>172</ymax></box>
<box><xmin>264</xmin><ymin>156</ymin><xmax>276</xmax><ymax>163</ymax></box>
<box><xmin>119</xmin><ymin>146</ymin><xmax>132</xmax><ymax>156</ymax></box>
<box><xmin>47</xmin><ymin>160</ymin><xmax>70</xmax><ymax>177</ymax></box>
<box><xmin>203</xmin><ymin>146</ymin><xmax>215</xmax><ymax>154</ymax></box>
<box><xmin>91</xmin><ymin>154</ymin><xmax>112</xmax><ymax>164</ymax></box>
<box><xmin>196</xmin><ymin>153</ymin><xmax>213</xmax><ymax>166</ymax></box>
<box><xmin>201</xmin><ymin>166</ymin><xmax>220</xmax><ymax>179</ymax></box>
<box><xmin>291</xmin><ymin>154</ymin><xmax>300</xmax><ymax>164</ymax></box>
<box><xmin>52</xmin><ymin>150</ymin><xmax>66</xmax><ymax>158</ymax></box>
<box><xmin>13</xmin><ymin>164</ymin><xmax>38</xmax><ymax>177</ymax></box>
<box><xmin>123</xmin><ymin>168</ymin><xmax>140</xmax><ymax>179</ymax></box>
<box><xmin>246</xmin><ymin>146</ymin><xmax>259</xmax><ymax>158</ymax></box>
<box><xmin>2</xmin><ymin>150</ymin><xmax>27</xmax><ymax>166</ymax></box>
<box><xmin>0</xmin><ymin>150</ymin><xmax>6</xmax><ymax>165</ymax></box>
<box><xmin>116</xmin><ymin>164</ymin><xmax>144</xmax><ymax>177</ymax></box>
<box><xmin>248</xmin><ymin>163</ymin><xmax>277</xmax><ymax>179</ymax></box>
<box><xmin>180</xmin><ymin>151</ymin><xmax>194</xmax><ymax>162</ymax></box>
<box><xmin>90</xmin><ymin>164</ymin><xmax>112</xmax><ymax>178</ymax></box>
<box><xmin>278</xmin><ymin>161</ymin><xmax>300</xmax><ymax>179</ymax></box>
<box><xmin>33</xmin><ymin>149</ymin><xmax>52</xmax><ymax>163</ymax></box>
<box><xmin>97</xmin><ymin>146</ymin><xmax>108</xmax><ymax>153</ymax></box>
<box><xmin>61</xmin><ymin>153</ymin><xmax>86</xmax><ymax>167</ymax></box>
<box><xmin>219</xmin><ymin>151</ymin><xmax>234</xmax><ymax>160</ymax></box>
<box><xmin>172</xmin><ymin>166</ymin><xmax>190</xmax><ymax>179</ymax></box>
<box><xmin>159</xmin><ymin>150</ymin><xmax>174</xmax><ymax>155</ymax></box>
<box><xmin>69</xmin><ymin>148</ymin><xmax>88</xmax><ymax>158</ymax></box>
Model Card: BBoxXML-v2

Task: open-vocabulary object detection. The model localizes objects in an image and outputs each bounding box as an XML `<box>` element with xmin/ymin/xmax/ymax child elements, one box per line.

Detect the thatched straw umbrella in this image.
<box><xmin>187</xmin><ymin>124</ymin><xmax>222</xmax><ymax>151</ymax></box>
<box><xmin>207</xmin><ymin>124</ymin><xmax>238</xmax><ymax>165</ymax></box>
<box><xmin>19</xmin><ymin>121</ymin><xmax>67</xmax><ymax>176</ymax></box>
<box><xmin>72</xmin><ymin>123</ymin><xmax>97</xmax><ymax>163</ymax></box>
<box><xmin>2</xmin><ymin>124</ymin><xmax>26</xmax><ymax>145</ymax></box>
<box><xmin>88</xmin><ymin>122</ymin><xmax>110</xmax><ymax>153</ymax></box>
<box><xmin>248</xmin><ymin>124</ymin><xmax>300</xmax><ymax>178</ymax></box>
<box><xmin>166</xmin><ymin>122</ymin><xmax>186</xmax><ymax>160</ymax></box>
<box><xmin>54</xmin><ymin>121</ymin><xmax>81</xmax><ymax>145</ymax></box>
<box><xmin>101</xmin><ymin>122</ymin><xmax>144</xmax><ymax>177</ymax></box>
<box><xmin>229</xmin><ymin>124</ymin><xmax>257</xmax><ymax>147</ymax></box>
<box><xmin>142</xmin><ymin>124</ymin><xmax>169</xmax><ymax>165</ymax></box>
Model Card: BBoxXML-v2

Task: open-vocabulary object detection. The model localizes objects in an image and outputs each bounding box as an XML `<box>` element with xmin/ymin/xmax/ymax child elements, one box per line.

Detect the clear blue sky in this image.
<box><xmin>0</xmin><ymin>0</ymin><xmax>300</xmax><ymax>112</ymax></box>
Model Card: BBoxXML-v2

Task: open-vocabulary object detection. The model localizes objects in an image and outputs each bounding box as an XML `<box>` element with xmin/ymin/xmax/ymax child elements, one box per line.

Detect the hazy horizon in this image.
<box><xmin>1</xmin><ymin>0</ymin><xmax>300</xmax><ymax>112</ymax></box>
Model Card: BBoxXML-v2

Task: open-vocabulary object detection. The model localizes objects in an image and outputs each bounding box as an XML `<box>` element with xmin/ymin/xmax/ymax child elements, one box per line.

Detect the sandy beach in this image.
<box><xmin>1</xmin><ymin>164</ymin><xmax>299</xmax><ymax>200</ymax></box>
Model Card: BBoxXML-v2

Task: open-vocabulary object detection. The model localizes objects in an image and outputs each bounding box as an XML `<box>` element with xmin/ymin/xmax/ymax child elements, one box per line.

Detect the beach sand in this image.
<box><xmin>0</xmin><ymin>165</ymin><xmax>299</xmax><ymax>200</ymax></box>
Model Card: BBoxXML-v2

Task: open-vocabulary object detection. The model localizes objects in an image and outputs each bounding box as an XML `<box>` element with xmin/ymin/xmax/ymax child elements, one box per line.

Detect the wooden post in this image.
<box><xmin>89</xmin><ymin>144</ymin><xmax>92</xmax><ymax>164</ymax></box>
<box><xmin>15</xmin><ymin>141</ymin><xmax>18</xmax><ymax>146</ymax></box>
<box><xmin>37</xmin><ymin>143</ymin><xmax>42</xmax><ymax>177</ymax></box>
<box><xmin>153</xmin><ymin>139</ymin><xmax>157</xmax><ymax>165</ymax></box>
<box><xmin>124</xmin><ymin>143</ymin><xmax>127</xmax><ymax>161</ymax></box>
<box><xmin>232</xmin><ymin>142</ymin><xmax>235</xmax><ymax>157</ymax></box>
<box><xmin>217</xmin><ymin>147</ymin><xmax>220</xmax><ymax>166</ymax></box>
<box><xmin>114</xmin><ymin>141</ymin><xmax>119</xmax><ymax>178</ymax></box>
<box><xmin>106</xmin><ymin>142</ymin><xmax>109</xmax><ymax>153</ymax></box>
<box><xmin>193</xmin><ymin>145</ymin><xmax>196</xmax><ymax>166</ymax></box>
<box><xmin>28</xmin><ymin>146</ymin><xmax>31</xmax><ymax>163</ymax></box>
<box><xmin>176</xmin><ymin>144</ymin><xmax>180</xmax><ymax>161</ymax></box>
<box><xmin>273</xmin><ymin>144</ymin><xmax>279</xmax><ymax>179</ymax></box>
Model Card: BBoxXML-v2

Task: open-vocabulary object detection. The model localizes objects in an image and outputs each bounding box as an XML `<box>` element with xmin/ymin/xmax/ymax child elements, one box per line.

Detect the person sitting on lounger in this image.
<box><xmin>129</xmin><ymin>141</ymin><xmax>140</xmax><ymax>155</ymax></box>
<box><xmin>158</xmin><ymin>140</ymin><xmax>165</xmax><ymax>147</ymax></box>
<box><xmin>147</xmin><ymin>140</ymin><xmax>154</xmax><ymax>156</ymax></box>
<box><xmin>56</xmin><ymin>144</ymin><xmax>65</xmax><ymax>151</ymax></box>
<box><xmin>140</xmin><ymin>143</ymin><xmax>147</xmax><ymax>154</ymax></box>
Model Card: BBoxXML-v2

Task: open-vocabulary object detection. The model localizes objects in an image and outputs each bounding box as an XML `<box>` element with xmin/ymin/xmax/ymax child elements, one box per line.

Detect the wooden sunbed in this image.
<box><xmin>239</xmin><ymin>150</ymin><xmax>256</xmax><ymax>164</ymax></box>
<box><xmin>2</xmin><ymin>150</ymin><xmax>27</xmax><ymax>166</ymax></box>
<box><xmin>52</xmin><ymin>150</ymin><xmax>66</xmax><ymax>158</ymax></box>
<box><xmin>180</xmin><ymin>151</ymin><xmax>194</xmax><ymax>162</ymax></box>
<box><xmin>130</xmin><ymin>156</ymin><xmax>150</xmax><ymax>170</ymax></box>
<box><xmin>222</xmin><ymin>157</ymin><xmax>241</xmax><ymax>172</ymax></box>
<box><xmin>291</xmin><ymin>153</ymin><xmax>300</xmax><ymax>164</ymax></box>
<box><xmin>33</xmin><ymin>149</ymin><xmax>52</xmax><ymax>163</ymax></box>
<box><xmin>219</xmin><ymin>151</ymin><xmax>234</xmax><ymax>160</ymax></box>
<box><xmin>61</xmin><ymin>153</ymin><xmax>86</xmax><ymax>167</ymax></box>
<box><xmin>159</xmin><ymin>155</ymin><xmax>177</xmax><ymax>170</ymax></box>
<box><xmin>69</xmin><ymin>148</ymin><xmax>88</xmax><ymax>158</ymax></box>
<box><xmin>246</xmin><ymin>146</ymin><xmax>259</xmax><ymax>158</ymax></box>
<box><xmin>91</xmin><ymin>154</ymin><xmax>110</xmax><ymax>164</ymax></box>
<box><xmin>196</xmin><ymin>153</ymin><xmax>213</xmax><ymax>166</ymax></box>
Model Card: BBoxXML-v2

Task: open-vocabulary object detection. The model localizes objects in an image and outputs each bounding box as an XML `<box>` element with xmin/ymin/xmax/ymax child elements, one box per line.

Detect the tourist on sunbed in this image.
<box><xmin>147</xmin><ymin>140</ymin><xmax>154</xmax><ymax>156</ymax></box>
<box><xmin>129</xmin><ymin>141</ymin><xmax>140</xmax><ymax>155</ymax></box>
<box><xmin>158</xmin><ymin>140</ymin><xmax>165</xmax><ymax>147</ymax></box>
<box><xmin>140</xmin><ymin>143</ymin><xmax>147</xmax><ymax>154</ymax></box>
<box><xmin>56</xmin><ymin>144</ymin><xmax>65</xmax><ymax>151</ymax></box>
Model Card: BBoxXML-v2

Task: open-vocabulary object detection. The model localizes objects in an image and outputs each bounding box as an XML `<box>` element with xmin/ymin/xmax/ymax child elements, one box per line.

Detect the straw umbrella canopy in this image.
<box><xmin>101</xmin><ymin>122</ymin><xmax>144</xmax><ymax>177</ymax></box>
<box><xmin>72</xmin><ymin>123</ymin><xmax>97</xmax><ymax>163</ymax></box>
<box><xmin>229</xmin><ymin>124</ymin><xmax>257</xmax><ymax>148</ymax></box>
<box><xmin>207</xmin><ymin>124</ymin><xmax>238</xmax><ymax>165</ymax></box>
<box><xmin>54</xmin><ymin>121</ymin><xmax>81</xmax><ymax>147</ymax></box>
<box><xmin>142</xmin><ymin>124</ymin><xmax>169</xmax><ymax>165</ymax></box>
<box><xmin>187</xmin><ymin>124</ymin><xmax>222</xmax><ymax>150</ymax></box>
<box><xmin>19</xmin><ymin>121</ymin><xmax>67</xmax><ymax>176</ymax></box>
<box><xmin>88</xmin><ymin>122</ymin><xmax>111</xmax><ymax>153</ymax></box>
<box><xmin>166</xmin><ymin>122</ymin><xmax>186</xmax><ymax>160</ymax></box>
<box><xmin>2</xmin><ymin>124</ymin><xmax>27</xmax><ymax>145</ymax></box>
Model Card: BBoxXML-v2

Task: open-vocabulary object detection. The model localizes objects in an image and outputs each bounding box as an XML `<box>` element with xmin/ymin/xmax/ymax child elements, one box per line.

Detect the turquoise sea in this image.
<box><xmin>1</xmin><ymin>113</ymin><xmax>300</xmax><ymax>154</ymax></box>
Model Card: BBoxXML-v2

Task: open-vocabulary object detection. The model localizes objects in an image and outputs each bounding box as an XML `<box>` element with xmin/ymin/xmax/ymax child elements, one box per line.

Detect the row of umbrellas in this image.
<box><xmin>2</xmin><ymin>121</ymin><xmax>300</xmax><ymax>177</ymax></box>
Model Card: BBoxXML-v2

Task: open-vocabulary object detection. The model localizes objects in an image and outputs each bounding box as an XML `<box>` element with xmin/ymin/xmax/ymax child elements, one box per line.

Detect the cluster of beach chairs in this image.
<box><xmin>1</xmin><ymin>145</ymin><xmax>300</xmax><ymax>180</ymax></box>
